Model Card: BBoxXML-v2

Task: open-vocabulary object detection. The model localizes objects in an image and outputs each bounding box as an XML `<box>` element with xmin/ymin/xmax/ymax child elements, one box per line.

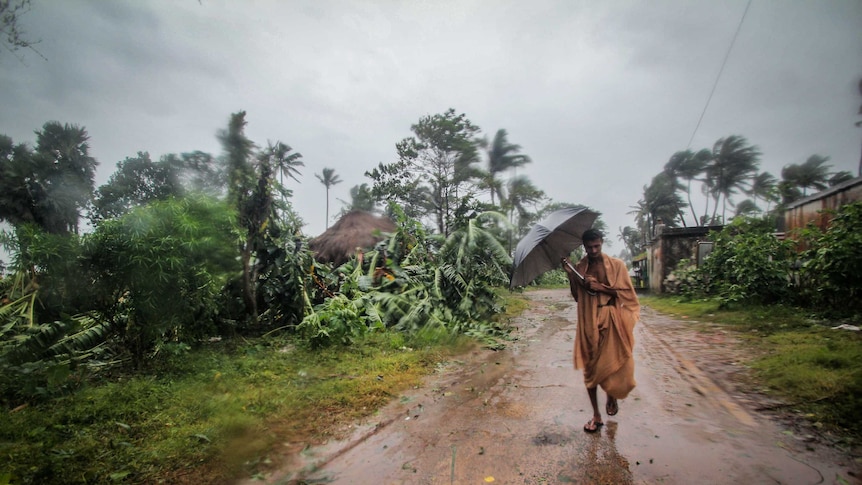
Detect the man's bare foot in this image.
<box><xmin>583</xmin><ymin>417</ymin><xmax>604</xmax><ymax>433</ymax></box>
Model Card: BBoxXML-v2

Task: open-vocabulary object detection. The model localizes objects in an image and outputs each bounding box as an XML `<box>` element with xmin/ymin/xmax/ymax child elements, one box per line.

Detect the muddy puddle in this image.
<box><xmin>242</xmin><ymin>289</ymin><xmax>860</xmax><ymax>485</ymax></box>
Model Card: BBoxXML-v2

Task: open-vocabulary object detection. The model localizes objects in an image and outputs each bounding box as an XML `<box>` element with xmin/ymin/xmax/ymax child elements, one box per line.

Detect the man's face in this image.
<box><xmin>584</xmin><ymin>238</ymin><xmax>603</xmax><ymax>259</ymax></box>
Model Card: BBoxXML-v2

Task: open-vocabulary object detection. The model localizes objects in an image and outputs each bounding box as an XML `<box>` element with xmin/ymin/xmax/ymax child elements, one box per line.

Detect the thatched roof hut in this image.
<box><xmin>309</xmin><ymin>210</ymin><xmax>396</xmax><ymax>265</ymax></box>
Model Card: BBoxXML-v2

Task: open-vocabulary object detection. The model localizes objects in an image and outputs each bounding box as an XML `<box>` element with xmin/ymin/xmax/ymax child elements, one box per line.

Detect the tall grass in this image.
<box><xmin>0</xmin><ymin>332</ymin><xmax>470</xmax><ymax>484</ymax></box>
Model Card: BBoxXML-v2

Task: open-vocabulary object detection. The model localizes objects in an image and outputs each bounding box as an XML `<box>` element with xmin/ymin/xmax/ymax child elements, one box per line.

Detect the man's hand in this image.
<box><xmin>561</xmin><ymin>258</ymin><xmax>580</xmax><ymax>284</ymax></box>
<box><xmin>585</xmin><ymin>275</ymin><xmax>604</xmax><ymax>292</ymax></box>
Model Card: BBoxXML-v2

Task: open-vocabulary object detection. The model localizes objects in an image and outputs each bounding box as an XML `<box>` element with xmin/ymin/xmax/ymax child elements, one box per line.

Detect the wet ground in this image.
<box><xmin>247</xmin><ymin>289</ymin><xmax>861</xmax><ymax>484</ymax></box>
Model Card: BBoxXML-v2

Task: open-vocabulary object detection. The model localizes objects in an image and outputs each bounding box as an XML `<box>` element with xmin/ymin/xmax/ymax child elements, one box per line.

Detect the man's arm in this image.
<box><xmin>561</xmin><ymin>258</ymin><xmax>581</xmax><ymax>301</ymax></box>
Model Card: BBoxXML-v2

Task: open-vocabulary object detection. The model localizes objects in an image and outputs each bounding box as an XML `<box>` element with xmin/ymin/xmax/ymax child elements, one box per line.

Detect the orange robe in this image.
<box><xmin>571</xmin><ymin>253</ymin><xmax>640</xmax><ymax>399</ymax></box>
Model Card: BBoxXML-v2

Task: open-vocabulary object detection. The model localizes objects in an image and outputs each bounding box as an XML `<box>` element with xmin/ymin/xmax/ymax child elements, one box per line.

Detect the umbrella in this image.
<box><xmin>509</xmin><ymin>206</ymin><xmax>599</xmax><ymax>289</ymax></box>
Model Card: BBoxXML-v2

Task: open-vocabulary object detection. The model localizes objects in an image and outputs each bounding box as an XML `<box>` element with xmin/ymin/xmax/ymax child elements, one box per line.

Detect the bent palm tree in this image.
<box><xmin>781</xmin><ymin>155</ymin><xmax>831</xmax><ymax>197</ymax></box>
<box><xmin>748</xmin><ymin>171</ymin><xmax>778</xmax><ymax>212</ymax></box>
<box><xmin>482</xmin><ymin>129</ymin><xmax>531</xmax><ymax>207</ymax></box>
<box><xmin>664</xmin><ymin>149</ymin><xmax>710</xmax><ymax>225</ymax></box>
<box><xmin>706</xmin><ymin>135</ymin><xmax>761</xmax><ymax>223</ymax></box>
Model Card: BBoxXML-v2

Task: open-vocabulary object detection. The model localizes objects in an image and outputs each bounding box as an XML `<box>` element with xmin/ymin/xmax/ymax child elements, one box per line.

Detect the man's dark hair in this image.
<box><xmin>582</xmin><ymin>228</ymin><xmax>604</xmax><ymax>242</ymax></box>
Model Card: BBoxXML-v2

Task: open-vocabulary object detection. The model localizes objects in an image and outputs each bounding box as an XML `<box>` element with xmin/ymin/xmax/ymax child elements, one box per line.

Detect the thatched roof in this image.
<box><xmin>309</xmin><ymin>210</ymin><xmax>396</xmax><ymax>265</ymax></box>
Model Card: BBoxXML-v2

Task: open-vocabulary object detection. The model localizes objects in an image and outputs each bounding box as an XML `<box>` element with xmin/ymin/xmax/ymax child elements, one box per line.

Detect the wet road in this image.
<box><xmin>256</xmin><ymin>289</ymin><xmax>859</xmax><ymax>484</ymax></box>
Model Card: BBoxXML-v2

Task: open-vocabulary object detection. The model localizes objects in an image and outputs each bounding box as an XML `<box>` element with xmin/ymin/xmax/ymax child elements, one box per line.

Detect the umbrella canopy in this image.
<box><xmin>309</xmin><ymin>210</ymin><xmax>396</xmax><ymax>266</ymax></box>
<box><xmin>509</xmin><ymin>206</ymin><xmax>599</xmax><ymax>289</ymax></box>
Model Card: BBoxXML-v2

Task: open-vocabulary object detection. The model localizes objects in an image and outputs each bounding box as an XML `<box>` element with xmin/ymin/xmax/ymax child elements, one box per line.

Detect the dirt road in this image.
<box><xmin>257</xmin><ymin>289</ymin><xmax>860</xmax><ymax>484</ymax></box>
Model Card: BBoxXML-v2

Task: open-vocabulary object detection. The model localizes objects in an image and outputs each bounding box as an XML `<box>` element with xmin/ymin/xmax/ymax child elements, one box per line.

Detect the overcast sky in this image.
<box><xmin>2</xmin><ymin>0</ymin><xmax>861</xmax><ymax>251</ymax></box>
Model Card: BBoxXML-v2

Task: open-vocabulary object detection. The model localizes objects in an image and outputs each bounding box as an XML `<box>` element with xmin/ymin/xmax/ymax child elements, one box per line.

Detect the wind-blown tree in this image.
<box><xmin>505</xmin><ymin>175</ymin><xmax>545</xmax><ymax>244</ymax></box>
<box><xmin>829</xmin><ymin>170</ymin><xmax>854</xmax><ymax>186</ymax></box>
<box><xmin>218</xmin><ymin>112</ymin><xmax>258</xmax><ymax>321</ymax></box>
<box><xmin>338</xmin><ymin>183</ymin><xmax>377</xmax><ymax>215</ymax></box>
<box><xmin>0</xmin><ymin>122</ymin><xmax>98</xmax><ymax>234</ymax></box>
<box><xmin>177</xmin><ymin>150</ymin><xmax>223</xmax><ymax>194</ymax></box>
<box><xmin>781</xmin><ymin>155</ymin><xmax>832</xmax><ymax>198</ymax></box>
<box><xmin>84</xmin><ymin>196</ymin><xmax>239</xmax><ymax>365</ymax></box>
<box><xmin>664</xmin><ymin>149</ymin><xmax>710</xmax><ymax>225</ymax></box>
<box><xmin>733</xmin><ymin>199</ymin><xmax>759</xmax><ymax>217</ymax></box>
<box><xmin>315</xmin><ymin>167</ymin><xmax>343</xmax><ymax>229</ymax></box>
<box><xmin>618</xmin><ymin>225</ymin><xmax>644</xmax><ymax>258</ymax></box>
<box><xmin>218</xmin><ymin>112</ymin><xmax>294</xmax><ymax>324</ymax></box>
<box><xmin>218</xmin><ymin>112</ymin><xmax>307</xmax><ymax>326</ymax></box>
<box><xmin>259</xmin><ymin>141</ymin><xmax>304</xmax><ymax>226</ymax></box>
<box><xmin>704</xmin><ymin>135</ymin><xmax>761</xmax><ymax>224</ymax></box>
<box><xmin>627</xmin><ymin>199</ymin><xmax>650</xmax><ymax>247</ymax></box>
<box><xmin>368</xmin><ymin>109</ymin><xmax>482</xmax><ymax>236</ymax></box>
<box><xmin>480</xmin><ymin>129</ymin><xmax>531</xmax><ymax>206</ymax></box>
<box><xmin>747</xmin><ymin>171</ymin><xmax>778</xmax><ymax>213</ymax></box>
<box><xmin>642</xmin><ymin>172</ymin><xmax>684</xmax><ymax>235</ymax></box>
<box><xmin>90</xmin><ymin>151</ymin><xmax>184</xmax><ymax>223</ymax></box>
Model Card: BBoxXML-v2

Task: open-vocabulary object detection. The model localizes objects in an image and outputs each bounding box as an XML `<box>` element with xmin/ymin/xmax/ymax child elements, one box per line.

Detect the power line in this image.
<box><xmin>686</xmin><ymin>0</ymin><xmax>753</xmax><ymax>149</ymax></box>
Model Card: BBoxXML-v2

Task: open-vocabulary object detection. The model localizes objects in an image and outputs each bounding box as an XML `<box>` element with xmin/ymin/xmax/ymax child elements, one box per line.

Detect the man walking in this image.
<box><xmin>562</xmin><ymin>228</ymin><xmax>640</xmax><ymax>432</ymax></box>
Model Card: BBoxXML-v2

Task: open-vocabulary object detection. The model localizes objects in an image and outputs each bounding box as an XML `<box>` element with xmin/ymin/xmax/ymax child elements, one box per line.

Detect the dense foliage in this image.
<box><xmin>664</xmin><ymin>202</ymin><xmax>862</xmax><ymax>318</ymax></box>
<box><xmin>0</xmin><ymin>109</ymin><xmax>561</xmax><ymax>413</ymax></box>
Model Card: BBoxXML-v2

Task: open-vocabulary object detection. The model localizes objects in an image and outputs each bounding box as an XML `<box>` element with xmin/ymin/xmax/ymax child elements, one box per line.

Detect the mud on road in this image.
<box><xmin>250</xmin><ymin>289</ymin><xmax>860</xmax><ymax>484</ymax></box>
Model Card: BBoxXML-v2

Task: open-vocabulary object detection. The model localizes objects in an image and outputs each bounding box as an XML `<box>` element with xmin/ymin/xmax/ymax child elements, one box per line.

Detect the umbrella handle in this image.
<box><xmin>565</xmin><ymin>261</ymin><xmax>598</xmax><ymax>296</ymax></box>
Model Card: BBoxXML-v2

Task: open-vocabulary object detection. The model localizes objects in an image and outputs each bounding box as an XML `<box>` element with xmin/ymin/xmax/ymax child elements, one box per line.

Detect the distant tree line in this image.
<box><xmin>621</xmin><ymin>134</ymin><xmax>855</xmax><ymax>257</ymax></box>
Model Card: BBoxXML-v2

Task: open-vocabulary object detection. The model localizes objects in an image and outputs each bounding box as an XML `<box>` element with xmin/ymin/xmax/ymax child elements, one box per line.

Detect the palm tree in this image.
<box><xmin>734</xmin><ymin>199</ymin><xmax>759</xmax><ymax>218</ymax></box>
<box><xmin>664</xmin><ymin>149</ymin><xmax>710</xmax><ymax>225</ymax></box>
<box><xmin>481</xmin><ymin>129</ymin><xmax>531</xmax><ymax>207</ymax></box>
<box><xmin>261</xmin><ymin>141</ymin><xmax>304</xmax><ymax>193</ymax></box>
<box><xmin>644</xmin><ymin>172</ymin><xmax>685</xmax><ymax>235</ymax></box>
<box><xmin>781</xmin><ymin>155</ymin><xmax>831</xmax><ymax>197</ymax></box>
<box><xmin>748</xmin><ymin>171</ymin><xmax>778</xmax><ymax>212</ymax></box>
<box><xmin>316</xmin><ymin>167</ymin><xmax>343</xmax><ymax>229</ymax></box>
<box><xmin>505</xmin><ymin>175</ymin><xmax>545</xmax><ymax>251</ymax></box>
<box><xmin>33</xmin><ymin>121</ymin><xmax>98</xmax><ymax>234</ymax></box>
<box><xmin>829</xmin><ymin>170</ymin><xmax>854</xmax><ymax>186</ymax></box>
<box><xmin>627</xmin><ymin>199</ymin><xmax>650</xmax><ymax>245</ymax></box>
<box><xmin>705</xmin><ymin>135</ymin><xmax>761</xmax><ymax>223</ymax></box>
<box><xmin>337</xmin><ymin>183</ymin><xmax>377</xmax><ymax>215</ymax></box>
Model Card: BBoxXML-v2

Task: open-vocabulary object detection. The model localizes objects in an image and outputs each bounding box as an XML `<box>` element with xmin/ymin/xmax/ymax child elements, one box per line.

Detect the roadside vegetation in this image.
<box><xmin>655</xmin><ymin>202</ymin><xmax>862</xmax><ymax>441</ymax></box>
<box><xmin>2</xmin><ymin>329</ymin><xmax>476</xmax><ymax>483</ymax></box>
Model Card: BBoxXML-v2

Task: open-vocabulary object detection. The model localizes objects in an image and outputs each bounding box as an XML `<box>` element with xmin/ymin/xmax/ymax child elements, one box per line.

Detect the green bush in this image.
<box><xmin>82</xmin><ymin>195</ymin><xmax>240</xmax><ymax>364</ymax></box>
<box><xmin>664</xmin><ymin>216</ymin><xmax>794</xmax><ymax>306</ymax></box>
<box><xmin>796</xmin><ymin>201</ymin><xmax>862</xmax><ymax>317</ymax></box>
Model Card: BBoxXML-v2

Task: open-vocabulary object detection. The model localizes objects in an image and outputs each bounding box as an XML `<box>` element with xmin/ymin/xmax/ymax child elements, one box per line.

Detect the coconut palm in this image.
<box><xmin>481</xmin><ymin>129</ymin><xmax>531</xmax><ymax>207</ymax></box>
<box><xmin>747</xmin><ymin>171</ymin><xmax>778</xmax><ymax>212</ymax></box>
<box><xmin>337</xmin><ymin>183</ymin><xmax>377</xmax><ymax>215</ymax></box>
<box><xmin>705</xmin><ymin>135</ymin><xmax>761</xmax><ymax>223</ymax></box>
<box><xmin>316</xmin><ymin>167</ymin><xmax>343</xmax><ymax>229</ymax></box>
<box><xmin>734</xmin><ymin>199</ymin><xmax>759</xmax><ymax>218</ymax></box>
<box><xmin>664</xmin><ymin>149</ymin><xmax>710</xmax><ymax>225</ymax></box>
<box><xmin>506</xmin><ymin>175</ymin><xmax>545</xmax><ymax>231</ymax></box>
<box><xmin>829</xmin><ymin>170</ymin><xmax>854</xmax><ymax>187</ymax></box>
<box><xmin>781</xmin><ymin>155</ymin><xmax>831</xmax><ymax>197</ymax></box>
<box><xmin>644</xmin><ymin>172</ymin><xmax>685</xmax><ymax>235</ymax></box>
<box><xmin>261</xmin><ymin>141</ymin><xmax>304</xmax><ymax>195</ymax></box>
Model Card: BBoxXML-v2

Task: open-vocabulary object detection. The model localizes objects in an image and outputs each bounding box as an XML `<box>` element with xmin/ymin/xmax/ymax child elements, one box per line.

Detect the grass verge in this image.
<box><xmin>641</xmin><ymin>295</ymin><xmax>862</xmax><ymax>441</ymax></box>
<box><xmin>0</xmin><ymin>330</ymin><xmax>475</xmax><ymax>484</ymax></box>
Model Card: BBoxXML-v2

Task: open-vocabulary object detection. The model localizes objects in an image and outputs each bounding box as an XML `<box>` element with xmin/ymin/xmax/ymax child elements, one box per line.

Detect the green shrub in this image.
<box><xmin>796</xmin><ymin>201</ymin><xmax>862</xmax><ymax>317</ymax></box>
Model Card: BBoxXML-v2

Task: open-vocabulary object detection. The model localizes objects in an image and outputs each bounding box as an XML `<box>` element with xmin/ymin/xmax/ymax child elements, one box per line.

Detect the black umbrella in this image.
<box><xmin>509</xmin><ymin>206</ymin><xmax>599</xmax><ymax>289</ymax></box>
